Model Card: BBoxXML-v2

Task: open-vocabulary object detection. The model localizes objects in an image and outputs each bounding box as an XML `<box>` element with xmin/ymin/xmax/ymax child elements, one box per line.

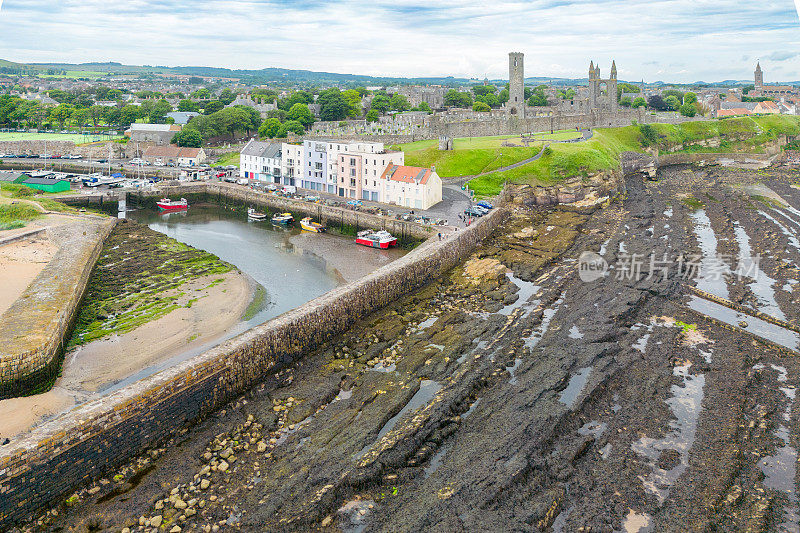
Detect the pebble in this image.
<box><xmin>200</xmin><ymin>479</ymin><xmax>211</xmax><ymax>490</ymax></box>
<box><xmin>170</xmin><ymin>527</ymin><xmax>182</xmax><ymax>533</ymax></box>
<box><xmin>174</xmin><ymin>499</ymin><xmax>188</xmax><ymax>510</ymax></box>
<box><xmin>321</xmin><ymin>516</ymin><xmax>332</xmax><ymax>527</ymax></box>
<box><xmin>150</xmin><ymin>516</ymin><xmax>162</xmax><ymax>528</ymax></box>
<box><xmin>218</xmin><ymin>460</ymin><xmax>230</xmax><ymax>472</ymax></box>
<box><xmin>155</xmin><ymin>501</ymin><xmax>164</xmax><ymax>510</ymax></box>
<box><xmin>219</xmin><ymin>448</ymin><xmax>233</xmax><ymax>459</ymax></box>
<box><xmin>256</xmin><ymin>441</ymin><xmax>267</xmax><ymax>453</ymax></box>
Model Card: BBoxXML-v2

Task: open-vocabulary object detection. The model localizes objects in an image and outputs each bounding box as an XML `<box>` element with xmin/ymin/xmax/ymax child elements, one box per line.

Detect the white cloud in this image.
<box><xmin>0</xmin><ymin>0</ymin><xmax>798</xmax><ymax>82</ymax></box>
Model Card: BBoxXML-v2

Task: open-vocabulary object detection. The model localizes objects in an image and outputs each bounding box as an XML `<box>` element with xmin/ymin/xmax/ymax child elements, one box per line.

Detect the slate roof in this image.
<box><xmin>241</xmin><ymin>140</ymin><xmax>282</xmax><ymax>159</ymax></box>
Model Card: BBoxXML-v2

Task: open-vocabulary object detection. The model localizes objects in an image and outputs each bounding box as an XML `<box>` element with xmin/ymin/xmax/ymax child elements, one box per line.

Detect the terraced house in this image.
<box><xmin>380</xmin><ymin>164</ymin><xmax>443</xmax><ymax>209</ymax></box>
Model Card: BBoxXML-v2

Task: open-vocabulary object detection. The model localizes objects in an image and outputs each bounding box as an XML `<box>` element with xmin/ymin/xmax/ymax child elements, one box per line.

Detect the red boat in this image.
<box><xmin>156</xmin><ymin>197</ymin><xmax>189</xmax><ymax>211</ymax></box>
<box><xmin>356</xmin><ymin>230</ymin><xmax>397</xmax><ymax>249</ymax></box>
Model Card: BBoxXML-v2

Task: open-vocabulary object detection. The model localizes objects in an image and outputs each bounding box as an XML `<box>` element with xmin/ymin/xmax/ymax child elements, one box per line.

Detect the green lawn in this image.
<box><xmin>466</xmin><ymin>115</ymin><xmax>800</xmax><ymax>198</ymax></box>
<box><xmin>532</xmin><ymin>130</ymin><xmax>583</xmax><ymax>141</ymax></box>
<box><xmin>212</xmin><ymin>152</ymin><xmax>241</xmax><ymax>168</ymax></box>
<box><xmin>0</xmin><ymin>132</ymin><xmax>122</xmax><ymax>144</ymax></box>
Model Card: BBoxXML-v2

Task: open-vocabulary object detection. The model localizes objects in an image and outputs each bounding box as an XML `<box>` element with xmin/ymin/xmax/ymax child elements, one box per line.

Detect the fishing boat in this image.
<box><xmin>271</xmin><ymin>212</ymin><xmax>294</xmax><ymax>225</ymax></box>
<box><xmin>355</xmin><ymin>229</ymin><xmax>397</xmax><ymax>249</ymax></box>
<box><xmin>156</xmin><ymin>197</ymin><xmax>189</xmax><ymax>211</ymax></box>
<box><xmin>300</xmin><ymin>217</ymin><xmax>326</xmax><ymax>233</ymax></box>
<box><xmin>247</xmin><ymin>207</ymin><xmax>267</xmax><ymax>221</ymax></box>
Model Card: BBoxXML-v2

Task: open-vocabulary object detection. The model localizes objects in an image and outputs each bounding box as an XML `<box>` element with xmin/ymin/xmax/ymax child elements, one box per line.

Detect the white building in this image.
<box><xmin>335</xmin><ymin>144</ymin><xmax>405</xmax><ymax>200</ymax></box>
<box><xmin>380</xmin><ymin>164</ymin><xmax>443</xmax><ymax>209</ymax></box>
<box><xmin>281</xmin><ymin>143</ymin><xmax>304</xmax><ymax>187</ymax></box>
<box><xmin>240</xmin><ymin>140</ymin><xmax>282</xmax><ymax>182</ymax></box>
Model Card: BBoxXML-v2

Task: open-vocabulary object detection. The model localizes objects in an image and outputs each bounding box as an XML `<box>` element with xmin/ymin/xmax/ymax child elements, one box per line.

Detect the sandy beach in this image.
<box><xmin>0</xmin><ymin>235</ymin><xmax>56</xmax><ymax>316</ymax></box>
<box><xmin>0</xmin><ymin>270</ymin><xmax>251</xmax><ymax>441</ymax></box>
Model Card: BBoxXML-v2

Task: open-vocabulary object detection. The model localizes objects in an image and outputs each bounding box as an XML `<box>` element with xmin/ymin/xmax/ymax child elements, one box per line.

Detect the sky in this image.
<box><xmin>0</xmin><ymin>0</ymin><xmax>799</xmax><ymax>83</ymax></box>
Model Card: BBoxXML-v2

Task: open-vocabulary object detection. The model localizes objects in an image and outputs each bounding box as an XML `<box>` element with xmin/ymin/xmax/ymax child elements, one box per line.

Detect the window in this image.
<box><xmin>350</xmin><ymin>158</ymin><xmax>356</xmax><ymax>166</ymax></box>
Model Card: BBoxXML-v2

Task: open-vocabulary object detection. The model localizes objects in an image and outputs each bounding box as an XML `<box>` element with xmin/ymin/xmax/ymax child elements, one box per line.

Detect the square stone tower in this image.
<box><xmin>508</xmin><ymin>52</ymin><xmax>525</xmax><ymax>118</ymax></box>
<box><xmin>755</xmin><ymin>62</ymin><xmax>764</xmax><ymax>91</ymax></box>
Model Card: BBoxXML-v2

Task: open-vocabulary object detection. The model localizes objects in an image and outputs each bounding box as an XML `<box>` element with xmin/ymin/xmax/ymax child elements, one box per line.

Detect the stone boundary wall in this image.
<box><xmin>0</xmin><ymin>227</ymin><xmax>47</xmax><ymax>247</ymax></box>
<box><xmin>0</xmin><ymin>217</ymin><xmax>117</xmax><ymax>399</ymax></box>
<box><xmin>0</xmin><ymin>141</ymin><xmax>128</xmax><ymax>160</ymax></box>
<box><xmin>0</xmin><ymin>208</ymin><xmax>508</xmax><ymax>527</ymax></box>
<box><xmin>129</xmin><ymin>182</ymin><xmax>434</xmax><ymax>241</ymax></box>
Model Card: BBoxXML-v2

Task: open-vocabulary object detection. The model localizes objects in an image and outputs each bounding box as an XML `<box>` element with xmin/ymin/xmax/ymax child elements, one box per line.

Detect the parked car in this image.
<box><xmin>477</xmin><ymin>201</ymin><xmax>494</xmax><ymax>210</ymax></box>
<box><xmin>465</xmin><ymin>207</ymin><xmax>486</xmax><ymax>217</ymax></box>
<box><xmin>347</xmin><ymin>200</ymin><xmax>363</xmax><ymax>207</ymax></box>
<box><xmin>129</xmin><ymin>158</ymin><xmax>146</xmax><ymax>166</ymax></box>
<box><xmin>237</xmin><ymin>178</ymin><xmax>249</xmax><ymax>185</ymax></box>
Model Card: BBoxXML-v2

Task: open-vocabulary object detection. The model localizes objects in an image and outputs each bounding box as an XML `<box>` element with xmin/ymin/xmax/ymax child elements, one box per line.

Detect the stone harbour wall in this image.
<box><xmin>0</xmin><ymin>207</ymin><xmax>508</xmax><ymax>527</ymax></box>
<box><xmin>130</xmin><ymin>182</ymin><xmax>434</xmax><ymax>241</ymax></box>
<box><xmin>0</xmin><ymin>217</ymin><xmax>117</xmax><ymax>399</ymax></box>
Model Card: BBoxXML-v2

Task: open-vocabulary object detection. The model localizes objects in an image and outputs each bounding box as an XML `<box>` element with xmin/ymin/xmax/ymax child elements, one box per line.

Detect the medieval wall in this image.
<box><xmin>0</xmin><ymin>207</ymin><xmax>507</xmax><ymax>527</ymax></box>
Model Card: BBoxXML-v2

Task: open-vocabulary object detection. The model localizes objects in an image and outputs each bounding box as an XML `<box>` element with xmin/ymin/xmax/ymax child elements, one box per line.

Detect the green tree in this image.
<box><xmin>71</xmin><ymin>108</ymin><xmax>89</xmax><ymax>127</ymax></box>
<box><xmin>258</xmin><ymin>117</ymin><xmax>282</xmax><ymax>138</ymax></box>
<box><xmin>370</xmin><ymin>95</ymin><xmax>391</xmax><ymax>114</ymax></box>
<box><xmin>191</xmin><ymin>88</ymin><xmax>211</xmax><ymax>100</ymax></box>
<box><xmin>267</xmin><ymin>108</ymin><xmax>288</xmax><ymax>121</ymax></box>
<box><xmin>342</xmin><ymin>89</ymin><xmax>362</xmax><ymax>117</ymax></box>
<box><xmin>417</xmin><ymin>101</ymin><xmax>432</xmax><ymax>113</ymax></box>
<box><xmin>632</xmin><ymin>97</ymin><xmax>647</xmax><ymax>109</ymax></box>
<box><xmin>662</xmin><ymin>90</ymin><xmax>685</xmax><ymax>104</ymax></box>
<box><xmin>173</xmin><ymin>129</ymin><xmax>203</xmax><ymax>147</ymax></box>
<box><xmin>389</xmin><ymin>93</ymin><xmax>411</xmax><ymax>112</ymax></box>
<box><xmin>219</xmin><ymin>88</ymin><xmax>236</xmax><ymax>106</ymax></box>
<box><xmin>279</xmin><ymin>90</ymin><xmax>314</xmax><ymax>111</ymax></box>
<box><xmin>664</xmin><ymin>95</ymin><xmax>681</xmax><ymax>111</ymax></box>
<box><xmin>49</xmin><ymin>104</ymin><xmax>74</xmax><ymax>130</ymax></box>
<box><xmin>88</xmin><ymin>105</ymin><xmax>104</xmax><ymax>128</ymax></box>
<box><xmin>317</xmin><ymin>88</ymin><xmax>349</xmax><ymax>121</ymax></box>
<box><xmin>150</xmin><ymin>99</ymin><xmax>172</xmax><ymax>123</ymax></box>
<box><xmin>619</xmin><ymin>97</ymin><xmax>632</xmax><ymax>108</ymax></box>
<box><xmin>287</xmin><ymin>103</ymin><xmax>315</xmax><ymax>128</ymax></box>
<box><xmin>119</xmin><ymin>105</ymin><xmax>140</xmax><ymax>128</ymax></box>
<box><xmin>679</xmin><ymin>103</ymin><xmax>697</xmax><ymax>117</ymax></box>
<box><xmin>278</xmin><ymin>120</ymin><xmax>305</xmax><ymax>137</ymax></box>
<box><xmin>498</xmin><ymin>88</ymin><xmax>509</xmax><ymax>104</ymax></box>
<box><xmin>683</xmin><ymin>92</ymin><xmax>698</xmax><ymax>105</ymax></box>
<box><xmin>366</xmin><ymin>109</ymin><xmax>379</xmax><ymax>122</ymax></box>
<box><xmin>472</xmin><ymin>101</ymin><xmax>491</xmax><ymax>112</ymax></box>
<box><xmin>472</xmin><ymin>84</ymin><xmax>497</xmax><ymax>96</ymax></box>
<box><xmin>178</xmin><ymin>99</ymin><xmax>199</xmax><ymax>112</ymax></box>
<box><xmin>527</xmin><ymin>86</ymin><xmax>548</xmax><ymax>107</ymax></box>
<box><xmin>203</xmin><ymin>100</ymin><xmax>224</xmax><ymax>114</ymax></box>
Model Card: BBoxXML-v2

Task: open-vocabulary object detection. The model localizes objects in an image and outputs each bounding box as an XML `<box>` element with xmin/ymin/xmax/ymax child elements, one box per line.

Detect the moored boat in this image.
<box><xmin>248</xmin><ymin>207</ymin><xmax>267</xmax><ymax>221</ymax></box>
<box><xmin>156</xmin><ymin>197</ymin><xmax>189</xmax><ymax>211</ymax></box>
<box><xmin>271</xmin><ymin>212</ymin><xmax>294</xmax><ymax>225</ymax></box>
<box><xmin>355</xmin><ymin>229</ymin><xmax>397</xmax><ymax>249</ymax></box>
<box><xmin>300</xmin><ymin>217</ymin><xmax>326</xmax><ymax>233</ymax></box>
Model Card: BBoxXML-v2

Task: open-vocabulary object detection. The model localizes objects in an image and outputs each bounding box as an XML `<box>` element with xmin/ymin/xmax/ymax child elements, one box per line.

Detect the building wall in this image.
<box><xmin>0</xmin><ymin>197</ymin><xmax>506</xmax><ymax>527</ymax></box>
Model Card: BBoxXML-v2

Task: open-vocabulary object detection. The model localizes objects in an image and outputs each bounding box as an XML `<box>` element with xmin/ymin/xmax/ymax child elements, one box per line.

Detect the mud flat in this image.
<box><xmin>0</xmin><ymin>235</ymin><xmax>56</xmax><ymax>315</ymax></box>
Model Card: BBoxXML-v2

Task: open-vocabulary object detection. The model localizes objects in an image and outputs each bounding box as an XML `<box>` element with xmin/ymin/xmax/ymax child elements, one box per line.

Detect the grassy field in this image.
<box><xmin>394</xmin><ymin>134</ymin><xmax>543</xmax><ymax>178</ymax></box>
<box><xmin>0</xmin><ymin>203</ymin><xmax>41</xmax><ymax>231</ymax></box>
<box><xmin>212</xmin><ymin>151</ymin><xmax>241</xmax><ymax>168</ymax></box>
<box><xmin>0</xmin><ymin>132</ymin><xmax>122</xmax><ymax>144</ymax></box>
<box><xmin>37</xmin><ymin>70</ymin><xmax>107</xmax><ymax>79</ymax></box>
<box><xmin>0</xmin><ymin>183</ymin><xmax>76</xmax><ymax>217</ymax></box>
<box><xmin>467</xmin><ymin>115</ymin><xmax>800</xmax><ymax>197</ymax></box>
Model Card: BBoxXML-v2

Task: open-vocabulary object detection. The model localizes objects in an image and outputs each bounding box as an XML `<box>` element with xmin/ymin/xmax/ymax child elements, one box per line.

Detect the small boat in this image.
<box><xmin>300</xmin><ymin>217</ymin><xmax>326</xmax><ymax>233</ymax></box>
<box><xmin>271</xmin><ymin>212</ymin><xmax>294</xmax><ymax>225</ymax></box>
<box><xmin>156</xmin><ymin>197</ymin><xmax>188</xmax><ymax>211</ymax></box>
<box><xmin>248</xmin><ymin>207</ymin><xmax>267</xmax><ymax>221</ymax></box>
<box><xmin>355</xmin><ymin>229</ymin><xmax>397</xmax><ymax>249</ymax></box>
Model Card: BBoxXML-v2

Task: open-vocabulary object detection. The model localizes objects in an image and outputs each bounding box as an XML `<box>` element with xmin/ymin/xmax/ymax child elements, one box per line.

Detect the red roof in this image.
<box><xmin>380</xmin><ymin>164</ymin><xmax>434</xmax><ymax>185</ymax></box>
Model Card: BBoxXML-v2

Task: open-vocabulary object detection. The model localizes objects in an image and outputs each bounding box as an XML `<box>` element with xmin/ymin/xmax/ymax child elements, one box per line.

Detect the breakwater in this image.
<box><xmin>0</xmin><ymin>206</ymin><xmax>507</xmax><ymax>527</ymax></box>
<box><xmin>0</xmin><ymin>217</ymin><xmax>117</xmax><ymax>399</ymax></box>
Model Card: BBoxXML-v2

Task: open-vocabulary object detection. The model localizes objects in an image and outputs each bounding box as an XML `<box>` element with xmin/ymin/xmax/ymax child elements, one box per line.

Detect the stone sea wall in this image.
<box><xmin>0</xmin><ymin>217</ymin><xmax>117</xmax><ymax>399</ymax></box>
<box><xmin>0</xmin><ymin>207</ymin><xmax>507</xmax><ymax>527</ymax></box>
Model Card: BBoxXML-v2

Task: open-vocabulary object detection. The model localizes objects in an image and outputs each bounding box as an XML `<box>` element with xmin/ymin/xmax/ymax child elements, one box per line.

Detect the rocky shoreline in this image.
<box><xmin>17</xmin><ymin>164</ymin><xmax>800</xmax><ymax>532</ymax></box>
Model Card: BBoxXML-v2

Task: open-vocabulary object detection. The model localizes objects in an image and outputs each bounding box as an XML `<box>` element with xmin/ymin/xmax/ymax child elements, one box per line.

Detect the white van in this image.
<box><xmin>282</xmin><ymin>185</ymin><xmax>297</xmax><ymax>194</ymax></box>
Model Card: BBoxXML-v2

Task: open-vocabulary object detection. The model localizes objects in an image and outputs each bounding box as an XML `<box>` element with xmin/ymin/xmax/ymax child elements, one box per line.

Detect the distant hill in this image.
<box><xmin>0</xmin><ymin>58</ymin><xmax>794</xmax><ymax>88</ymax></box>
